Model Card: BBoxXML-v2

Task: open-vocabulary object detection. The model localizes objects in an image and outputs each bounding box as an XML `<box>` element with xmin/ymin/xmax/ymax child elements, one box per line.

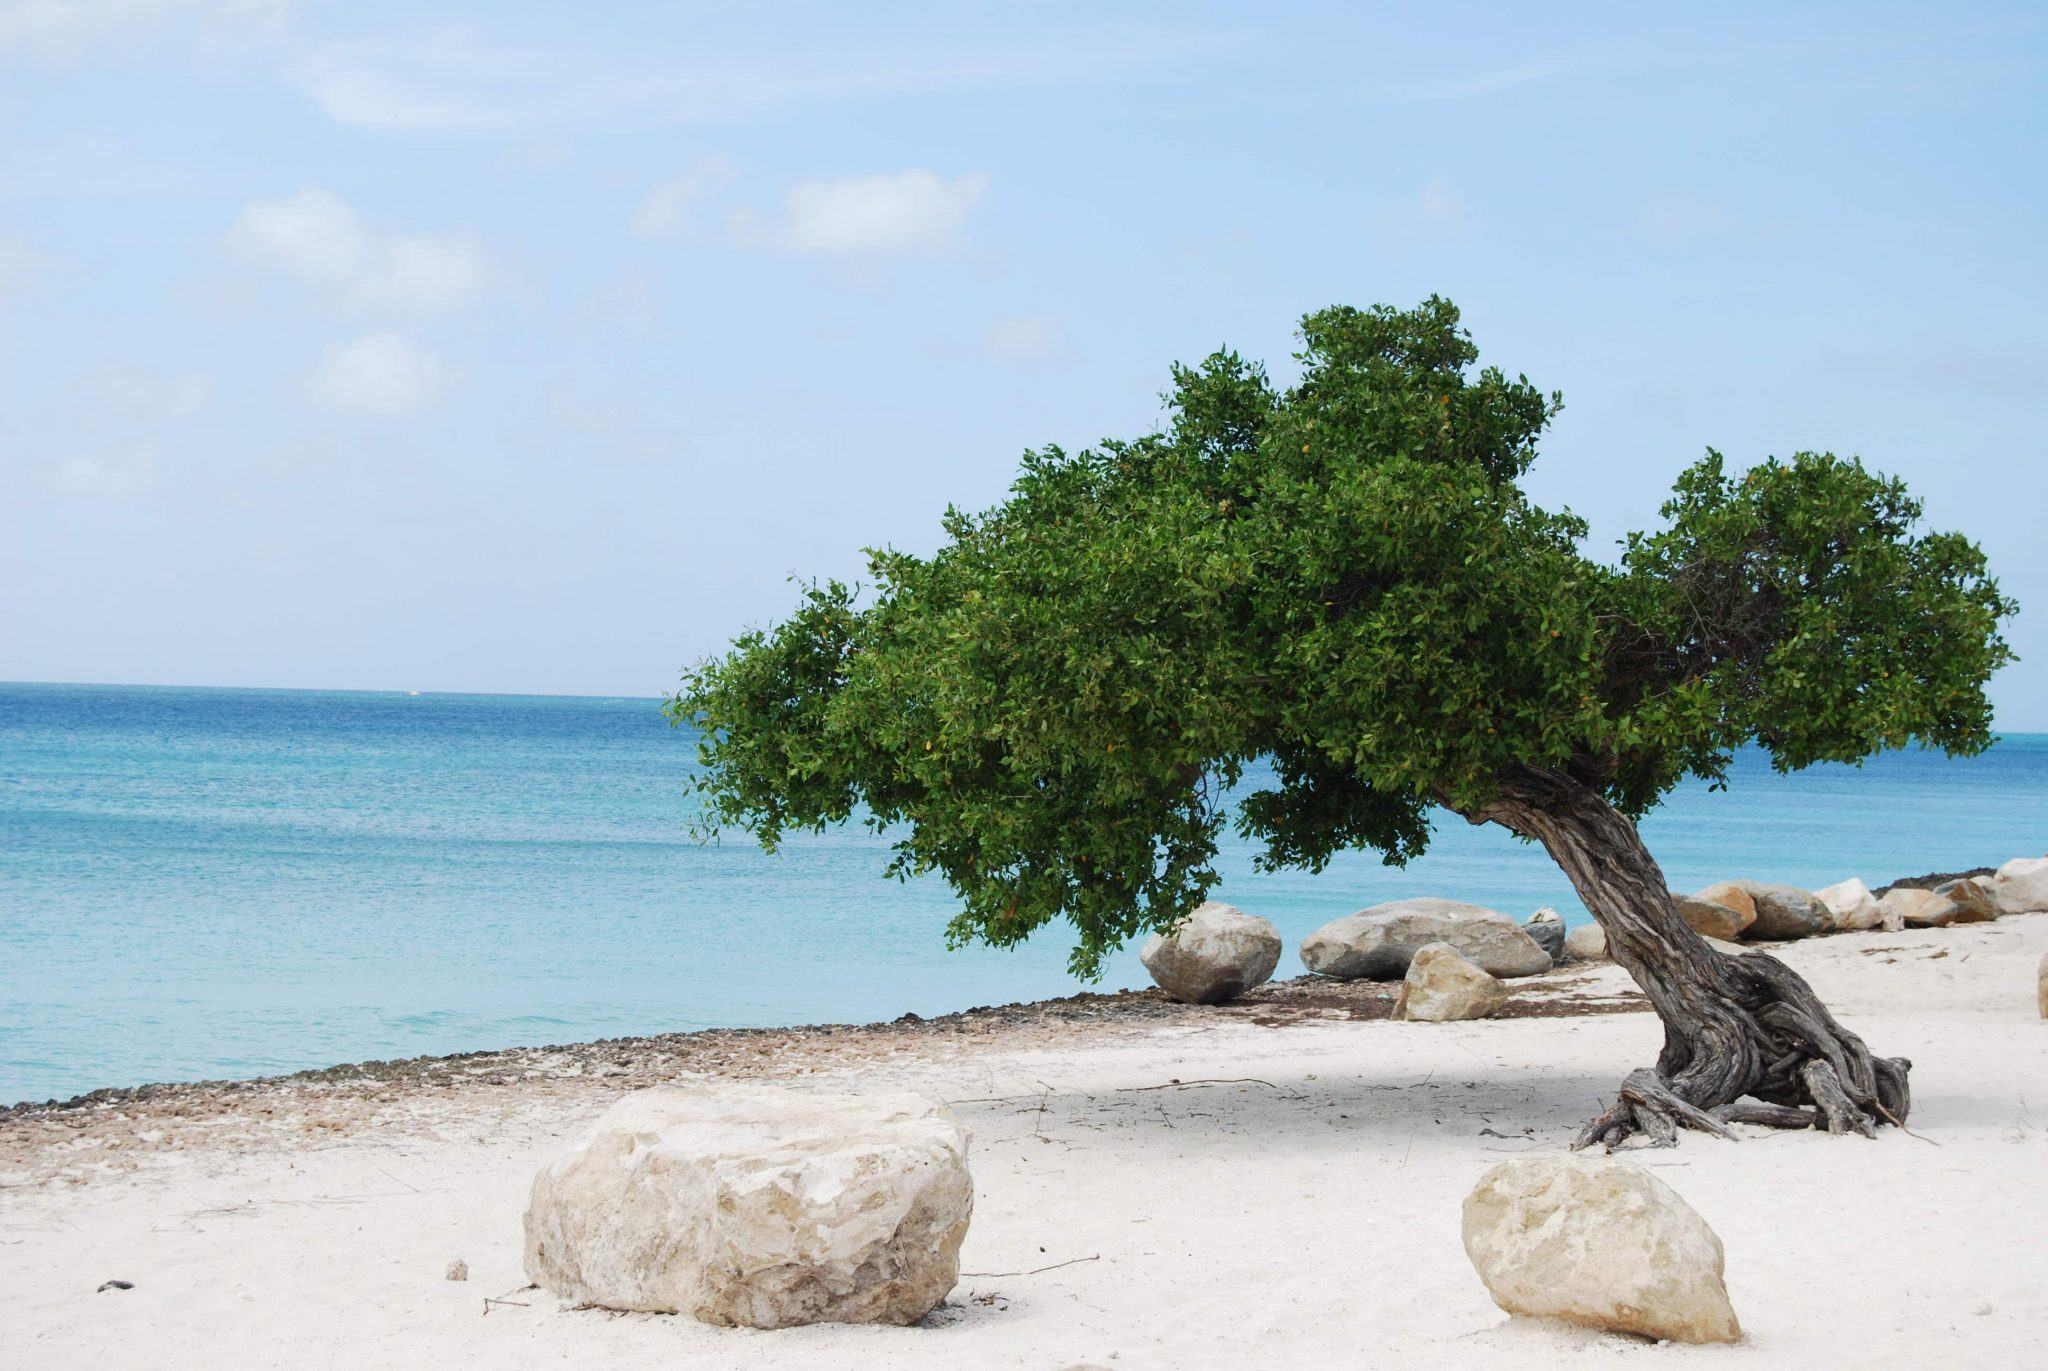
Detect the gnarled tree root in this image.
<box><xmin>1571</xmin><ymin>951</ymin><xmax>1914</xmax><ymax>1151</ymax></box>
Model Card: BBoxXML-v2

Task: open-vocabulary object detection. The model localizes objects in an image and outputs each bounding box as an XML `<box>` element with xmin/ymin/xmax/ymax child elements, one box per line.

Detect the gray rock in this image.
<box><xmin>1139</xmin><ymin>901</ymin><xmax>1282</xmax><ymax>1005</ymax></box>
<box><xmin>1523</xmin><ymin>909</ymin><xmax>1566</xmax><ymax>962</ymax></box>
<box><xmin>1393</xmin><ymin>942</ymin><xmax>1508</xmax><ymax>1021</ymax></box>
<box><xmin>1719</xmin><ymin>880</ymin><xmax>1829</xmax><ymax>940</ymax></box>
<box><xmin>1299</xmin><ymin>898</ymin><xmax>1552</xmax><ymax>980</ymax></box>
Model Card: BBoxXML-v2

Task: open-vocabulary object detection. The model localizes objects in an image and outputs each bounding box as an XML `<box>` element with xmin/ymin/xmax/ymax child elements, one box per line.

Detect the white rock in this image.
<box><xmin>1815</xmin><ymin>877</ymin><xmax>1882</xmax><ymax>932</ymax></box>
<box><xmin>1877</xmin><ymin>886</ymin><xmax>1948</xmax><ymax>928</ymax></box>
<box><xmin>1564</xmin><ymin>923</ymin><xmax>1607</xmax><ymax>961</ymax></box>
<box><xmin>523</xmin><ymin>1087</ymin><xmax>971</xmax><ymax>1327</ymax></box>
<box><xmin>1393</xmin><ymin>942</ymin><xmax>1508</xmax><ymax>1021</ymax></box>
<box><xmin>1139</xmin><ymin>901</ymin><xmax>1282</xmax><ymax>1005</ymax></box>
<box><xmin>1991</xmin><ymin>856</ymin><xmax>2048</xmax><ymax>915</ymax></box>
<box><xmin>1300</xmin><ymin>899</ymin><xmax>1552</xmax><ymax>980</ymax></box>
<box><xmin>1462</xmin><ymin>1154</ymin><xmax>1741</xmax><ymax>1345</ymax></box>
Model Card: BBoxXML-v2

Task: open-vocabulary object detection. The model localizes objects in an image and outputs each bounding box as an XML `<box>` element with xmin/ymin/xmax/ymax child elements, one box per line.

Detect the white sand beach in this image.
<box><xmin>6</xmin><ymin>914</ymin><xmax>2045</xmax><ymax>1369</ymax></box>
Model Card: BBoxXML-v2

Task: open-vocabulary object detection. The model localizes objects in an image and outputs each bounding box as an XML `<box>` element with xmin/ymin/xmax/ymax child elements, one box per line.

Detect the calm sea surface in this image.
<box><xmin>3</xmin><ymin>681</ymin><xmax>2044</xmax><ymax>1105</ymax></box>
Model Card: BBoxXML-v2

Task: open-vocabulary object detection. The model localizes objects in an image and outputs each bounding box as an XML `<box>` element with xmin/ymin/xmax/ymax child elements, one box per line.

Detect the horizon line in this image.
<box><xmin>3</xmin><ymin>677</ymin><xmax>2042</xmax><ymax>737</ymax></box>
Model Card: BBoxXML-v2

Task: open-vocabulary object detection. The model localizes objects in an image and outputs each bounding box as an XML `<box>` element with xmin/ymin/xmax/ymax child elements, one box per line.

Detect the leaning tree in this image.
<box><xmin>669</xmin><ymin>298</ymin><xmax>2013</xmax><ymax>1147</ymax></box>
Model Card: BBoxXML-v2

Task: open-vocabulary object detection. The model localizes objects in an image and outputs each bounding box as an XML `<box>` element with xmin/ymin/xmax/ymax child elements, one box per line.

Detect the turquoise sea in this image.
<box><xmin>3</xmin><ymin>681</ymin><xmax>2044</xmax><ymax>1106</ymax></box>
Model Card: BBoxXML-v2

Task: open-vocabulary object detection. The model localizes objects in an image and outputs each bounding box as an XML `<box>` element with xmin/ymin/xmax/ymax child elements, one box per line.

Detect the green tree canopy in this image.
<box><xmin>670</xmin><ymin>298</ymin><xmax>2013</xmax><ymax>976</ymax></box>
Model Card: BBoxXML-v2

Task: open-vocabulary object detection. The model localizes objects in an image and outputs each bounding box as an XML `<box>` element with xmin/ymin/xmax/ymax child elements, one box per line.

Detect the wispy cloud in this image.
<box><xmin>0</xmin><ymin>0</ymin><xmax>290</xmax><ymax>63</ymax></box>
<box><xmin>1362</xmin><ymin>53</ymin><xmax>1589</xmax><ymax>103</ymax></box>
<box><xmin>982</xmin><ymin>315</ymin><xmax>1066</xmax><ymax>367</ymax></box>
<box><xmin>731</xmin><ymin>169</ymin><xmax>991</xmax><ymax>256</ymax></box>
<box><xmin>290</xmin><ymin>22</ymin><xmax>1237</xmax><ymax>133</ymax></box>
<box><xmin>232</xmin><ymin>189</ymin><xmax>487</xmax><ymax>313</ymax></box>
<box><xmin>309</xmin><ymin>332</ymin><xmax>444</xmax><ymax>415</ymax></box>
<box><xmin>0</xmin><ymin>234</ymin><xmax>43</xmax><ymax>305</ymax></box>
<box><xmin>1626</xmin><ymin>190</ymin><xmax>1750</xmax><ymax>246</ymax></box>
<box><xmin>1368</xmin><ymin>179</ymin><xmax>1466</xmax><ymax>242</ymax></box>
<box><xmin>54</xmin><ymin>448</ymin><xmax>156</xmax><ymax>497</ymax></box>
<box><xmin>76</xmin><ymin>365</ymin><xmax>210</xmax><ymax>420</ymax></box>
<box><xmin>630</xmin><ymin>156</ymin><xmax>737</xmax><ymax>241</ymax></box>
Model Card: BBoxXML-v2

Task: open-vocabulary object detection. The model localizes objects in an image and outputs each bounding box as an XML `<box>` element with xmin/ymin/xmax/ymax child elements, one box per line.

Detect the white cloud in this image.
<box><xmin>309</xmin><ymin>332</ymin><xmax>444</xmax><ymax>415</ymax></box>
<box><xmin>54</xmin><ymin>448</ymin><xmax>155</xmax><ymax>497</ymax></box>
<box><xmin>0</xmin><ymin>235</ymin><xmax>42</xmax><ymax>305</ymax></box>
<box><xmin>1363</xmin><ymin>53</ymin><xmax>1588</xmax><ymax>103</ymax></box>
<box><xmin>735</xmin><ymin>169</ymin><xmax>989</xmax><ymax>256</ymax></box>
<box><xmin>0</xmin><ymin>0</ymin><xmax>289</xmax><ymax>63</ymax></box>
<box><xmin>1628</xmin><ymin>191</ymin><xmax>1747</xmax><ymax>246</ymax></box>
<box><xmin>982</xmin><ymin>315</ymin><xmax>1065</xmax><ymax>366</ymax></box>
<box><xmin>1368</xmin><ymin>179</ymin><xmax>1466</xmax><ymax>241</ymax></box>
<box><xmin>232</xmin><ymin>188</ymin><xmax>486</xmax><ymax>312</ymax></box>
<box><xmin>291</xmin><ymin>23</ymin><xmax>1236</xmax><ymax>133</ymax></box>
<box><xmin>76</xmin><ymin>365</ymin><xmax>209</xmax><ymax>420</ymax></box>
<box><xmin>630</xmin><ymin>155</ymin><xmax>736</xmax><ymax>241</ymax></box>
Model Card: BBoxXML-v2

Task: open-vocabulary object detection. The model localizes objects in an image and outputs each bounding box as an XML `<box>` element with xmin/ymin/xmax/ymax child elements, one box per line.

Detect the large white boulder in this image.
<box><xmin>1300</xmin><ymin>898</ymin><xmax>1552</xmax><ymax>980</ymax></box>
<box><xmin>523</xmin><ymin>1087</ymin><xmax>972</xmax><ymax>1327</ymax></box>
<box><xmin>1815</xmin><ymin>877</ymin><xmax>1883</xmax><ymax>932</ymax></box>
<box><xmin>1393</xmin><ymin>942</ymin><xmax>1508</xmax><ymax>1021</ymax></box>
<box><xmin>1462</xmin><ymin>1154</ymin><xmax>1741</xmax><ymax>1345</ymax></box>
<box><xmin>1139</xmin><ymin>901</ymin><xmax>1282</xmax><ymax>1005</ymax></box>
<box><xmin>1990</xmin><ymin>856</ymin><xmax>2048</xmax><ymax>915</ymax></box>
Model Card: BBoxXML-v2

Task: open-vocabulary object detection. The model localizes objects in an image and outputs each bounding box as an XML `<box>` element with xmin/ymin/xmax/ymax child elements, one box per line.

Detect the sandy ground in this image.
<box><xmin>5</xmin><ymin>915</ymin><xmax>2045</xmax><ymax>1369</ymax></box>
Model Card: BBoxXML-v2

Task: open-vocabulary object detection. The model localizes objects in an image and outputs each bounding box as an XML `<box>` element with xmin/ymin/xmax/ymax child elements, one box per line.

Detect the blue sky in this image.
<box><xmin>3</xmin><ymin>2</ymin><xmax>2044</xmax><ymax>725</ymax></box>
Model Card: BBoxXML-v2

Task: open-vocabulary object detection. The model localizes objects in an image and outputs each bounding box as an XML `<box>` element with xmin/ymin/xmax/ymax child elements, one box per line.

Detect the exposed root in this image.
<box><xmin>1571</xmin><ymin>951</ymin><xmax>1915</xmax><ymax>1151</ymax></box>
<box><xmin>1803</xmin><ymin>1060</ymin><xmax>1879</xmax><ymax>1138</ymax></box>
<box><xmin>1573</xmin><ymin>1068</ymin><xmax>1739</xmax><ymax>1151</ymax></box>
<box><xmin>1709</xmin><ymin>1100</ymin><xmax>1818</xmax><ymax>1129</ymax></box>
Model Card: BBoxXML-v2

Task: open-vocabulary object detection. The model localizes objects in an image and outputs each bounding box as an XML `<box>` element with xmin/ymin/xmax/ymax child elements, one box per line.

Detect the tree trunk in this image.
<box><xmin>1468</xmin><ymin>765</ymin><xmax>1913</xmax><ymax>1148</ymax></box>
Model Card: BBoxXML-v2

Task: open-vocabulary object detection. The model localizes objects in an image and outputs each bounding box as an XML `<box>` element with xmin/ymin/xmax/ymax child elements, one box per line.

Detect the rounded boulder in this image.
<box><xmin>1462</xmin><ymin>1154</ymin><xmax>1741</xmax><ymax>1345</ymax></box>
<box><xmin>1990</xmin><ymin>856</ymin><xmax>2048</xmax><ymax>915</ymax></box>
<box><xmin>1300</xmin><ymin>898</ymin><xmax>1552</xmax><ymax>981</ymax></box>
<box><xmin>1392</xmin><ymin>942</ymin><xmax>1508</xmax><ymax>1021</ymax></box>
<box><xmin>523</xmin><ymin>1087</ymin><xmax>972</xmax><ymax>1327</ymax></box>
<box><xmin>1713</xmin><ymin>880</ymin><xmax>1828</xmax><ymax>940</ymax></box>
<box><xmin>1139</xmin><ymin>901</ymin><xmax>1282</xmax><ymax>1005</ymax></box>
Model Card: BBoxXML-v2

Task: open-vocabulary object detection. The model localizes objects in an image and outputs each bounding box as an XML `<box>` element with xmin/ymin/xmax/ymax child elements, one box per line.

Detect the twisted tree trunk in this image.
<box><xmin>1470</xmin><ymin>765</ymin><xmax>1912</xmax><ymax>1148</ymax></box>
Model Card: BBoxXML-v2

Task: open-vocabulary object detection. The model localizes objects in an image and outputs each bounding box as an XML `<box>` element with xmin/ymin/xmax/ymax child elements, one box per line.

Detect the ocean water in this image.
<box><xmin>2</xmin><ymin>681</ymin><xmax>2043</xmax><ymax>1107</ymax></box>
